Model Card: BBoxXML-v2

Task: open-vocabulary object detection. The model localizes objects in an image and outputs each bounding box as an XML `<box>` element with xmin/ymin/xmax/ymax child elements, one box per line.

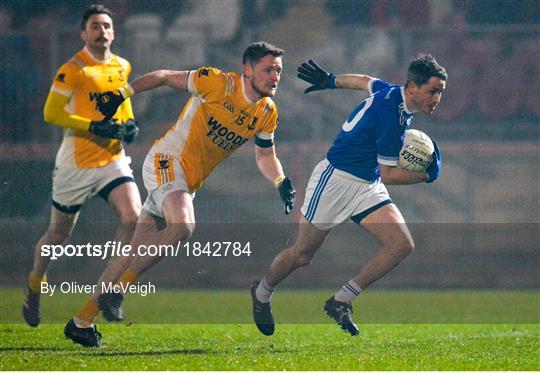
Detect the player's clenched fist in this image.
<box><xmin>89</xmin><ymin>119</ymin><xmax>124</xmax><ymax>139</ymax></box>
<box><xmin>122</xmin><ymin>119</ymin><xmax>139</xmax><ymax>144</ymax></box>
<box><xmin>89</xmin><ymin>118</ymin><xmax>139</xmax><ymax>143</ymax></box>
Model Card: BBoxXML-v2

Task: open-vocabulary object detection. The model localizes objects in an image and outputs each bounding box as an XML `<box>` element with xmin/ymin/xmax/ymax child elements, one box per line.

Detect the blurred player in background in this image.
<box><xmin>22</xmin><ymin>4</ymin><xmax>141</xmax><ymax>328</ymax></box>
<box><xmin>251</xmin><ymin>55</ymin><xmax>447</xmax><ymax>336</ymax></box>
<box><xmin>63</xmin><ymin>41</ymin><xmax>296</xmax><ymax>347</ymax></box>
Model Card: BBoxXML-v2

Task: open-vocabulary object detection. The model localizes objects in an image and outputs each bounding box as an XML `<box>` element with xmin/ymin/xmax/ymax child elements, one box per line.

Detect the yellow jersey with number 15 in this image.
<box><xmin>50</xmin><ymin>47</ymin><xmax>134</xmax><ymax>168</ymax></box>
<box><xmin>149</xmin><ymin>67</ymin><xmax>279</xmax><ymax>192</ymax></box>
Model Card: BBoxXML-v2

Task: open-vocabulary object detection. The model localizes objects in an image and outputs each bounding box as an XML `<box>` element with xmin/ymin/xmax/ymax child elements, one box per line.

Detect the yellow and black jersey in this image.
<box><xmin>48</xmin><ymin>47</ymin><xmax>134</xmax><ymax>168</ymax></box>
<box><xmin>150</xmin><ymin>66</ymin><xmax>279</xmax><ymax>192</ymax></box>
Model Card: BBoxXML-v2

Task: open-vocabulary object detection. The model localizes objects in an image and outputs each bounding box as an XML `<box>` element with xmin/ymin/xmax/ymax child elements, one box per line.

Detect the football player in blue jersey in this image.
<box><xmin>251</xmin><ymin>54</ymin><xmax>447</xmax><ymax>336</ymax></box>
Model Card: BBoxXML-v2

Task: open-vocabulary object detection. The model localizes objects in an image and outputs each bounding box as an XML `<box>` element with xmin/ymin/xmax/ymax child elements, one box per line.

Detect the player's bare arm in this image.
<box><xmin>98</xmin><ymin>70</ymin><xmax>190</xmax><ymax>120</ymax></box>
<box><xmin>379</xmin><ymin>165</ymin><xmax>428</xmax><ymax>185</ymax></box>
<box><xmin>380</xmin><ymin>136</ymin><xmax>442</xmax><ymax>184</ymax></box>
<box><xmin>335</xmin><ymin>74</ymin><xmax>374</xmax><ymax>91</ymax></box>
<box><xmin>298</xmin><ymin>59</ymin><xmax>374</xmax><ymax>93</ymax></box>
<box><xmin>255</xmin><ymin>145</ymin><xmax>296</xmax><ymax>215</ymax></box>
<box><xmin>130</xmin><ymin>70</ymin><xmax>190</xmax><ymax>93</ymax></box>
<box><xmin>255</xmin><ymin>145</ymin><xmax>285</xmax><ymax>184</ymax></box>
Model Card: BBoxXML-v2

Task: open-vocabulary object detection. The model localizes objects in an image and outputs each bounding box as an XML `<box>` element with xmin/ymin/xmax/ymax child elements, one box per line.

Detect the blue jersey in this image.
<box><xmin>327</xmin><ymin>79</ymin><xmax>414</xmax><ymax>182</ymax></box>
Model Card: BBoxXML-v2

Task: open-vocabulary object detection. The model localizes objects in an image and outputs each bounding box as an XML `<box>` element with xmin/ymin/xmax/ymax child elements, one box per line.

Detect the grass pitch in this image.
<box><xmin>1</xmin><ymin>288</ymin><xmax>539</xmax><ymax>370</ymax></box>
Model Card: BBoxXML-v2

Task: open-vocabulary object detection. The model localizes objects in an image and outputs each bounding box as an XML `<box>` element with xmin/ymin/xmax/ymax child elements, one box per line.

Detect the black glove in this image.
<box><xmin>277</xmin><ymin>177</ymin><xmax>296</xmax><ymax>215</ymax></box>
<box><xmin>426</xmin><ymin>140</ymin><xmax>442</xmax><ymax>183</ymax></box>
<box><xmin>122</xmin><ymin>119</ymin><xmax>139</xmax><ymax>144</ymax></box>
<box><xmin>89</xmin><ymin>119</ymin><xmax>123</xmax><ymax>139</ymax></box>
<box><xmin>98</xmin><ymin>90</ymin><xmax>127</xmax><ymax>120</ymax></box>
<box><xmin>297</xmin><ymin>59</ymin><xmax>337</xmax><ymax>94</ymax></box>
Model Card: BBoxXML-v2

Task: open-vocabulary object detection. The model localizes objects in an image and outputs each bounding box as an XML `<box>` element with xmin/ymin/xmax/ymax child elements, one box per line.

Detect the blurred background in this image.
<box><xmin>0</xmin><ymin>0</ymin><xmax>538</xmax><ymax>290</ymax></box>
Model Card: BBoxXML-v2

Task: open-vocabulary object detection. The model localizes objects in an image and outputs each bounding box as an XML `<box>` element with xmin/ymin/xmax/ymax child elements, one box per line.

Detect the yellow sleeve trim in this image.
<box><xmin>187</xmin><ymin>70</ymin><xmax>197</xmax><ymax>94</ymax></box>
<box><xmin>118</xmin><ymin>84</ymin><xmax>134</xmax><ymax>98</ymax></box>
<box><xmin>43</xmin><ymin>90</ymin><xmax>91</xmax><ymax>131</ymax></box>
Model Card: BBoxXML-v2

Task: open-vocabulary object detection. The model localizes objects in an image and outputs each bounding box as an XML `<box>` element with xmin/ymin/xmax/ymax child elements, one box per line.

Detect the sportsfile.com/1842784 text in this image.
<box><xmin>40</xmin><ymin>240</ymin><xmax>252</xmax><ymax>260</ymax></box>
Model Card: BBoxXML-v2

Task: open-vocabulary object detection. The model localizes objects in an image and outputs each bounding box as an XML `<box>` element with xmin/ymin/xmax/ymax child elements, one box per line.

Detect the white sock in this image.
<box><xmin>255</xmin><ymin>278</ymin><xmax>275</xmax><ymax>303</ymax></box>
<box><xmin>334</xmin><ymin>279</ymin><xmax>362</xmax><ymax>303</ymax></box>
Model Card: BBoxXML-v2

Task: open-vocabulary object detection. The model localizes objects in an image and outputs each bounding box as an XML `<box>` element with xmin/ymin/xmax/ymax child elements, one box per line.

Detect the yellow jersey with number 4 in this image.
<box><xmin>150</xmin><ymin>67</ymin><xmax>279</xmax><ymax>192</ymax></box>
<box><xmin>50</xmin><ymin>47</ymin><xmax>134</xmax><ymax>168</ymax></box>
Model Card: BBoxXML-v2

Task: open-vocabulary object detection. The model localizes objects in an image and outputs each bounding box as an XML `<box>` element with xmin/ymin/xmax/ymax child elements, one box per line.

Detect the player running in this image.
<box><xmin>22</xmin><ymin>4</ymin><xmax>141</xmax><ymax>328</ymax></box>
<box><xmin>63</xmin><ymin>41</ymin><xmax>296</xmax><ymax>347</ymax></box>
<box><xmin>251</xmin><ymin>55</ymin><xmax>446</xmax><ymax>336</ymax></box>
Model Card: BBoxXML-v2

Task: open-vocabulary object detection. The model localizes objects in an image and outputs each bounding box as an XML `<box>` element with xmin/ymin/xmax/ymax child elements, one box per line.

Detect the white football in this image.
<box><xmin>398</xmin><ymin>129</ymin><xmax>434</xmax><ymax>172</ymax></box>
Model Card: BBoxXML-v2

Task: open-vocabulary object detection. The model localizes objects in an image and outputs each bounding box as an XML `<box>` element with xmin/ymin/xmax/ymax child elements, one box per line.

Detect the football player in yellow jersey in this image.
<box><xmin>22</xmin><ymin>5</ymin><xmax>141</xmax><ymax>328</ymax></box>
<box><xmin>64</xmin><ymin>41</ymin><xmax>296</xmax><ymax>347</ymax></box>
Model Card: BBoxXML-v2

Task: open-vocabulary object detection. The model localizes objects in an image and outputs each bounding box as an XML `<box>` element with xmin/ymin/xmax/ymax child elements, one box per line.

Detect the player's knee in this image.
<box><xmin>393</xmin><ymin>238</ymin><xmax>414</xmax><ymax>258</ymax></box>
<box><xmin>405</xmin><ymin>237</ymin><xmax>415</xmax><ymax>255</ymax></box>
<box><xmin>169</xmin><ymin>223</ymin><xmax>194</xmax><ymax>242</ymax></box>
<box><xmin>184</xmin><ymin>223</ymin><xmax>195</xmax><ymax>239</ymax></box>
<box><xmin>119</xmin><ymin>209</ymin><xmax>140</xmax><ymax>226</ymax></box>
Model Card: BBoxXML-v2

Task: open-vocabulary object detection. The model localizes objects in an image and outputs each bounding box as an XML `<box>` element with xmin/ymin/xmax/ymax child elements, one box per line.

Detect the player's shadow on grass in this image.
<box><xmin>0</xmin><ymin>347</ymin><xmax>66</xmax><ymax>352</ymax></box>
<box><xmin>0</xmin><ymin>347</ymin><xmax>212</xmax><ymax>355</ymax></box>
<box><xmin>83</xmin><ymin>349</ymin><xmax>212</xmax><ymax>356</ymax></box>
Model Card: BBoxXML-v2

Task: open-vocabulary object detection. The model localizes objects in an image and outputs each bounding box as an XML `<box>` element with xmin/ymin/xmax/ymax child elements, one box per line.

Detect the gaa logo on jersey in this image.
<box><xmin>223</xmin><ymin>101</ymin><xmax>235</xmax><ymax>113</ymax></box>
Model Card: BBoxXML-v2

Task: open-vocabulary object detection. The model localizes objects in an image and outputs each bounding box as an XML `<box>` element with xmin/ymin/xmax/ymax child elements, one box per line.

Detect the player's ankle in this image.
<box><xmin>255</xmin><ymin>278</ymin><xmax>275</xmax><ymax>303</ymax></box>
<box><xmin>73</xmin><ymin>317</ymin><xmax>94</xmax><ymax>328</ymax></box>
<box><xmin>334</xmin><ymin>279</ymin><xmax>362</xmax><ymax>303</ymax></box>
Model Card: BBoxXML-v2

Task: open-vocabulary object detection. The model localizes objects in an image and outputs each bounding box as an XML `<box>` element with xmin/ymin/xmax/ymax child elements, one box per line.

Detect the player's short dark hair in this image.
<box><xmin>242</xmin><ymin>41</ymin><xmax>284</xmax><ymax>66</ymax></box>
<box><xmin>406</xmin><ymin>54</ymin><xmax>447</xmax><ymax>87</ymax></box>
<box><xmin>81</xmin><ymin>4</ymin><xmax>113</xmax><ymax>30</ymax></box>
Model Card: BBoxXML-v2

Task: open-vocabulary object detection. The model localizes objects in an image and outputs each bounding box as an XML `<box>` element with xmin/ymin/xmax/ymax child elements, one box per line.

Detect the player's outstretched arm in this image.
<box><xmin>255</xmin><ymin>145</ymin><xmax>296</xmax><ymax>215</ymax></box>
<box><xmin>335</xmin><ymin>74</ymin><xmax>374</xmax><ymax>91</ymax></box>
<box><xmin>98</xmin><ymin>70</ymin><xmax>190</xmax><ymax>120</ymax></box>
<box><xmin>131</xmin><ymin>69</ymin><xmax>190</xmax><ymax>93</ymax></box>
<box><xmin>297</xmin><ymin>59</ymin><xmax>374</xmax><ymax>93</ymax></box>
